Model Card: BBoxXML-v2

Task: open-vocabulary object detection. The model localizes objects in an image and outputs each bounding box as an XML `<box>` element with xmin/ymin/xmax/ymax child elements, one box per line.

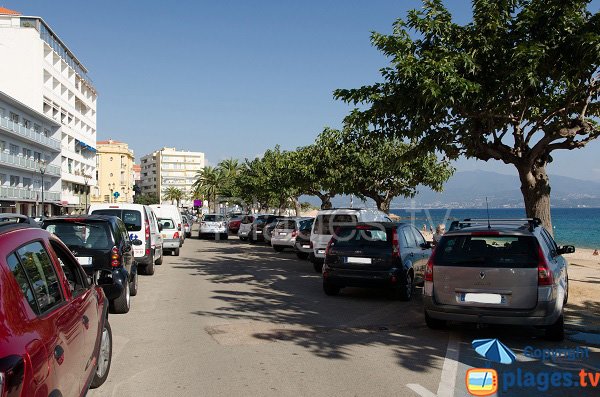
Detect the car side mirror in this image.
<box><xmin>557</xmin><ymin>245</ymin><xmax>575</xmax><ymax>255</ymax></box>
<box><xmin>420</xmin><ymin>242</ymin><xmax>432</xmax><ymax>249</ymax></box>
<box><xmin>131</xmin><ymin>239</ymin><xmax>143</xmax><ymax>246</ymax></box>
<box><xmin>158</xmin><ymin>224</ymin><xmax>163</xmax><ymax>232</ymax></box>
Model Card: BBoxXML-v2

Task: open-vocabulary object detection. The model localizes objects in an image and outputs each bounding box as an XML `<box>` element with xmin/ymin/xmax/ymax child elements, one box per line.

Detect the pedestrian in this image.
<box><xmin>433</xmin><ymin>224</ymin><xmax>446</xmax><ymax>245</ymax></box>
<box><xmin>594</xmin><ymin>249</ymin><xmax>599</xmax><ymax>256</ymax></box>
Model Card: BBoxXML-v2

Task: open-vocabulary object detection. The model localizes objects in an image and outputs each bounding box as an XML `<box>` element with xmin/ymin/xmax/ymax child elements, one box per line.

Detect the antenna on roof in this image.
<box><xmin>485</xmin><ymin>197</ymin><xmax>491</xmax><ymax>230</ymax></box>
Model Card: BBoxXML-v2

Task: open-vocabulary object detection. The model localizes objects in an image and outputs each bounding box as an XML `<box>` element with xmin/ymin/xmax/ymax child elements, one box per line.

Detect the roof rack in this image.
<box><xmin>448</xmin><ymin>218</ymin><xmax>542</xmax><ymax>232</ymax></box>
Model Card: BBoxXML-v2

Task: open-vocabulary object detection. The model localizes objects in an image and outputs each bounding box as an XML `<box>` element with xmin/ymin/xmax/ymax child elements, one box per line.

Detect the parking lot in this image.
<box><xmin>90</xmin><ymin>231</ymin><xmax>600</xmax><ymax>397</ymax></box>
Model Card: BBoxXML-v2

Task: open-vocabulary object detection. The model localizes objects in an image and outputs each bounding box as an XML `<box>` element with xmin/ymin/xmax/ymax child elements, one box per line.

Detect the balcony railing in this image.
<box><xmin>0</xmin><ymin>186</ymin><xmax>60</xmax><ymax>202</ymax></box>
<box><xmin>0</xmin><ymin>152</ymin><xmax>61</xmax><ymax>177</ymax></box>
<box><xmin>0</xmin><ymin>115</ymin><xmax>61</xmax><ymax>151</ymax></box>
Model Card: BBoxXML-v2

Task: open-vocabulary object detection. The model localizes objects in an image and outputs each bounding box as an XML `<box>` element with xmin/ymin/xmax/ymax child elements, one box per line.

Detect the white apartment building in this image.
<box><xmin>0</xmin><ymin>91</ymin><xmax>61</xmax><ymax>215</ymax></box>
<box><xmin>0</xmin><ymin>7</ymin><xmax>97</xmax><ymax>214</ymax></box>
<box><xmin>140</xmin><ymin>147</ymin><xmax>205</xmax><ymax>207</ymax></box>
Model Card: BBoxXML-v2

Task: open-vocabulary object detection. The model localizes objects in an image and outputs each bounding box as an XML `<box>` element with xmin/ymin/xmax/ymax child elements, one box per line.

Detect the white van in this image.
<box><xmin>310</xmin><ymin>208</ymin><xmax>391</xmax><ymax>272</ymax></box>
<box><xmin>150</xmin><ymin>204</ymin><xmax>184</xmax><ymax>246</ymax></box>
<box><xmin>88</xmin><ymin>203</ymin><xmax>163</xmax><ymax>275</ymax></box>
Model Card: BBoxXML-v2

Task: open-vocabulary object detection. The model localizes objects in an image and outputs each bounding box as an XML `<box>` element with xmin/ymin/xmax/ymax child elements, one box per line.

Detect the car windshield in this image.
<box><xmin>158</xmin><ymin>218</ymin><xmax>176</xmax><ymax>230</ymax></box>
<box><xmin>434</xmin><ymin>235</ymin><xmax>539</xmax><ymax>268</ymax></box>
<box><xmin>204</xmin><ymin>215</ymin><xmax>224</xmax><ymax>222</ymax></box>
<box><xmin>45</xmin><ymin>221</ymin><xmax>113</xmax><ymax>250</ymax></box>
<box><xmin>314</xmin><ymin>214</ymin><xmax>358</xmax><ymax>235</ymax></box>
<box><xmin>333</xmin><ymin>226</ymin><xmax>391</xmax><ymax>248</ymax></box>
<box><xmin>91</xmin><ymin>209</ymin><xmax>142</xmax><ymax>232</ymax></box>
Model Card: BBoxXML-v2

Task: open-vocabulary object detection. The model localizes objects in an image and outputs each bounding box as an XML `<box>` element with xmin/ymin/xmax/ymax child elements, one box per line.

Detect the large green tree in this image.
<box><xmin>162</xmin><ymin>187</ymin><xmax>185</xmax><ymax>207</ymax></box>
<box><xmin>335</xmin><ymin>0</ymin><xmax>599</xmax><ymax>229</ymax></box>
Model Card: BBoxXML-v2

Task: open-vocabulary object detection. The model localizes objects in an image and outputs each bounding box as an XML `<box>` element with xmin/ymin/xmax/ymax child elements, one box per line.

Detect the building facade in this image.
<box><xmin>92</xmin><ymin>140</ymin><xmax>135</xmax><ymax>204</ymax></box>
<box><xmin>140</xmin><ymin>147</ymin><xmax>205</xmax><ymax>207</ymax></box>
<box><xmin>0</xmin><ymin>7</ymin><xmax>97</xmax><ymax>214</ymax></box>
<box><xmin>0</xmin><ymin>91</ymin><xmax>62</xmax><ymax>215</ymax></box>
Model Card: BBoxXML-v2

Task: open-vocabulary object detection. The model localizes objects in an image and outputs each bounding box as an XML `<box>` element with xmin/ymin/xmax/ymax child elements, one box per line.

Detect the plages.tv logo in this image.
<box><xmin>466</xmin><ymin>338</ymin><xmax>516</xmax><ymax>396</ymax></box>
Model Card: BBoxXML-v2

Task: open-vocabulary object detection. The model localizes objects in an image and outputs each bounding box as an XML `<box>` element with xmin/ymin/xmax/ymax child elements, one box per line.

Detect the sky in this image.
<box><xmin>4</xmin><ymin>0</ymin><xmax>600</xmax><ymax>181</ymax></box>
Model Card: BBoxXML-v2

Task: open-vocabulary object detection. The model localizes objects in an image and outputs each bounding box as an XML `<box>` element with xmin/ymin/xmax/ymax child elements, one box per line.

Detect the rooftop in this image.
<box><xmin>0</xmin><ymin>7</ymin><xmax>21</xmax><ymax>16</ymax></box>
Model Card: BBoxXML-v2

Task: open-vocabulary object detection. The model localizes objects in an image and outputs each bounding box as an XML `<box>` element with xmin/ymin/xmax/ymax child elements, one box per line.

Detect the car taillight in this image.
<box><xmin>177</xmin><ymin>223</ymin><xmax>182</xmax><ymax>231</ymax></box>
<box><xmin>111</xmin><ymin>246</ymin><xmax>120</xmax><ymax>267</ymax></box>
<box><xmin>291</xmin><ymin>230</ymin><xmax>298</xmax><ymax>238</ymax></box>
<box><xmin>325</xmin><ymin>238</ymin><xmax>334</xmax><ymax>256</ymax></box>
<box><xmin>173</xmin><ymin>232</ymin><xmax>180</xmax><ymax>240</ymax></box>
<box><xmin>537</xmin><ymin>245</ymin><xmax>553</xmax><ymax>286</ymax></box>
<box><xmin>392</xmin><ymin>228</ymin><xmax>400</xmax><ymax>258</ymax></box>
<box><xmin>145</xmin><ymin>217</ymin><xmax>150</xmax><ymax>240</ymax></box>
<box><xmin>425</xmin><ymin>250</ymin><xmax>435</xmax><ymax>282</ymax></box>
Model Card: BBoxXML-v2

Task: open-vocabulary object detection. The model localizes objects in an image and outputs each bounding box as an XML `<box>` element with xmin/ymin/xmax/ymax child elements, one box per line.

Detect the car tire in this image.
<box><xmin>323</xmin><ymin>281</ymin><xmax>340</xmax><ymax>296</ymax></box>
<box><xmin>296</xmin><ymin>252</ymin><xmax>309</xmax><ymax>260</ymax></box>
<box><xmin>545</xmin><ymin>314</ymin><xmax>565</xmax><ymax>341</ymax></box>
<box><xmin>221</xmin><ymin>233</ymin><xmax>229</xmax><ymax>240</ymax></box>
<box><xmin>273</xmin><ymin>245</ymin><xmax>284</xmax><ymax>252</ymax></box>
<box><xmin>186</xmin><ymin>232</ymin><xmax>191</xmax><ymax>238</ymax></box>
<box><xmin>563</xmin><ymin>273</ymin><xmax>569</xmax><ymax>305</ymax></box>
<box><xmin>396</xmin><ymin>271</ymin><xmax>413</xmax><ymax>301</ymax></box>
<box><xmin>174</xmin><ymin>247</ymin><xmax>180</xmax><ymax>256</ymax></box>
<box><xmin>145</xmin><ymin>259</ymin><xmax>155</xmax><ymax>275</ymax></box>
<box><xmin>313</xmin><ymin>262</ymin><xmax>323</xmax><ymax>273</ymax></box>
<box><xmin>90</xmin><ymin>320</ymin><xmax>112</xmax><ymax>389</ymax></box>
<box><xmin>424</xmin><ymin>312</ymin><xmax>446</xmax><ymax>330</ymax></box>
<box><xmin>155</xmin><ymin>254</ymin><xmax>163</xmax><ymax>266</ymax></box>
<box><xmin>239</xmin><ymin>236</ymin><xmax>247</xmax><ymax>241</ymax></box>
<box><xmin>129</xmin><ymin>271</ymin><xmax>138</xmax><ymax>297</ymax></box>
<box><xmin>110</xmin><ymin>281</ymin><xmax>130</xmax><ymax>314</ymax></box>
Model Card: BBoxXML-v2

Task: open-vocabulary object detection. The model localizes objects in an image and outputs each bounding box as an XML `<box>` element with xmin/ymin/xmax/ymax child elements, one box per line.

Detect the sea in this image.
<box><xmin>389</xmin><ymin>207</ymin><xmax>600</xmax><ymax>249</ymax></box>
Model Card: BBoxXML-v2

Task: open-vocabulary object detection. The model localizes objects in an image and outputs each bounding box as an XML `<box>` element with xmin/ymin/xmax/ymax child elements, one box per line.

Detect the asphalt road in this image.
<box><xmin>90</xmin><ymin>233</ymin><xmax>600</xmax><ymax>397</ymax></box>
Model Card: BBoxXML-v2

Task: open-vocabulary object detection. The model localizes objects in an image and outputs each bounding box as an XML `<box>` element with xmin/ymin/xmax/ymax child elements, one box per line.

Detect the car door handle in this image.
<box><xmin>54</xmin><ymin>345</ymin><xmax>65</xmax><ymax>365</ymax></box>
<box><xmin>82</xmin><ymin>315</ymin><xmax>90</xmax><ymax>329</ymax></box>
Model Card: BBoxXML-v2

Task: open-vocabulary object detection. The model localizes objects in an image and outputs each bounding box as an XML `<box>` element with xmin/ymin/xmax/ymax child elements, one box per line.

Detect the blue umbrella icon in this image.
<box><xmin>472</xmin><ymin>338</ymin><xmax>516</xmax><ymax>365</ymax></box>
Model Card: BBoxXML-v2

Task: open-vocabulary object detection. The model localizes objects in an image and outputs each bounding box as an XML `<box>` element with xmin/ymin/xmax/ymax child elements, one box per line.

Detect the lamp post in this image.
<box><xmin>38</xmin><ymin>160</ymin><xmax>46</xmax><ymax>216</ymax></box>
<box><xmin>83</xmin><ymin>173</ymin><xmax>90</xmax><ymax>212</ymax></box>
<box><xmin>109</xmin><ymin>183</ymin><xmax>115</xmax><ymax>203</ymax></box>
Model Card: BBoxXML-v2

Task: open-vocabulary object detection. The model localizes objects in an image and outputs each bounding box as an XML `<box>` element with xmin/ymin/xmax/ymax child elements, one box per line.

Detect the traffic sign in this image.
<box><xmin>113</xmin><ymin>191</ymin><xmax>120</xmax><ymax>199</ymax></box>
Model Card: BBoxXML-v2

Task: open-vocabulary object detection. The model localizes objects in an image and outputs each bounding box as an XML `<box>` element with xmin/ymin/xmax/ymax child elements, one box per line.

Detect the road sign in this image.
<box><xmin>113</xmin><ymin>192</ymin><xmax>120</xmax><ymax>199</ymax></box>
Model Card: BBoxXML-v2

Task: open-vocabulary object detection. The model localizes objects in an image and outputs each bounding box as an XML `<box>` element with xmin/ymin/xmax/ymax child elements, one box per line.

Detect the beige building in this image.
<box><xmin>140</xmin><ymin>147</ymin><xmax>205</xmax><ymax>207</ymax></box>
<box><xmin>92</xmin><ymin>139</ymin><xmax>135</xmax><ymax>204</ymax></box>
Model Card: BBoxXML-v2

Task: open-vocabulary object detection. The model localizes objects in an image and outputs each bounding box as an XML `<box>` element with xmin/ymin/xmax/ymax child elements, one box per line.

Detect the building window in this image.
<box><xmin>34</xmin><ymin>152</ymin><xmax>42</xmax><ymax>161</ymax></box>
<box><xmin>23</xmin><ymin>119</ymin><xmax>32</xmax><ymax>128</ymax></box>
<box><xmin>10</xmin><ymin>176</ymin><xmax>20</xmax><ymax>187</ymax></box>
<box><xmin>9</xmin><ymin>112</ymin><xmax>19</xmax><ymax>123</ymax></box>
<box><xmin>0</xmin><ymin>174</ymin><xmax>6</xmax><ymax>185</ymax></box>
<box><xmin>22</xmin><ymin>148</ymin><xmax>32</xmax><ymax>158</ymax></box>
<box><xmin>23</xmin><ymin>178</ymin><xmax>32</xmax><ymax>187</ymax></box>
<box><xmin>9</xmin><ymin>144</ymin><xmax>19</xmax><ymax>155</ymax></box>
<box><xmin>34</xmin><ymin>124</ymin><xmax>41</xmax><ymax>133</ymax></box>
<box><xmin>43</xmin><ymin>129</ymin><xmax>49</xmax><ymax>137</ymax></box>
<box><xmin>0</xmin><ymin>140</ymin><xmax>5</xmax><ymax>152</ymax></box>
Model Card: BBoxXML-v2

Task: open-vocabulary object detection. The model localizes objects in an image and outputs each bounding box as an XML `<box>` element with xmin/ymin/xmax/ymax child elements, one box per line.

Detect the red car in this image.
<box><xmin>227</xmin><ymin>215</ymin><xmax>243</xmax><ymax>235</ymax></box>
<box><xmin>0</xmin><ymin>216</ymin><xmax>120</xmax><ymax>396</ymax></box>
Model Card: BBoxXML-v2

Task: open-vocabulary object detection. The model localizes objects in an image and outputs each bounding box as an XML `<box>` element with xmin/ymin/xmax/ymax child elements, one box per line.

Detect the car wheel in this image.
<box><xmin>239</xmin><ymin>236</ymin><xmax>247</xmax><ymax>241</ymax></box>
<box><xmin>110</xmin><ymin>281</ymin><xmax>130</xmax><ymax>314</ymax></box>
<box><xmin>90</xmin><ymin>320</ymin><xmax>112</xmax><ymax>389</ymax></box>
<box><xmin>130</xmin><ymin>271</ymin><xmax>138</xmax><ymax>296</ymax></box>
<box><xmin>273</xmin><ymin>245</ymin><xmax>284</xmax><ymax>252</ymax></box>
<box><xmin>424</xmin><ymin>312</ymin><xmax>446</xmax><ymax>329</ymax></box>
<box><xmin>545</xmin><ymin>314</ymin><xmax>565</xmax><ymax>341</ymax></box>
<box><xmin>296</xmin><ymin>252</ymin><xmax>309</xmax><ymax>260</ymax></box>
<box><xmin>395</xmin><ymin>271</ymin><xmax>413</xmax><ymax>301</ymax></box>
<box><xmin>155</xmin><ymin>254</ymin><xmax>163</xmax><ymax>266</ymax></box>
<box><xmin>145</xmin><ymin>255</ymin><xmax>155</xmax><ymax>274</ymax></box>
<box><xmin>221</xmin><ymin>233</ymin><xmax>228</xmax><ymax>240</ymax></box>
<box><xmin>186</xmin><ymin>232</ymin><xmax>191</xmax><ymax>238</ymax></box>
<box><xmin>174</xmin><ymin>247</ymin><xmax>180</xmax><ymax>256</ymax></box>
<box><xmin>323</xmin><ymin>281</ymin><xmax>340</xmax><ymax>296</ymax></box>
<box><xmin>563</xmin><ymin>273</ymin><xmax>569</xmax><ymax>305</ymax></box>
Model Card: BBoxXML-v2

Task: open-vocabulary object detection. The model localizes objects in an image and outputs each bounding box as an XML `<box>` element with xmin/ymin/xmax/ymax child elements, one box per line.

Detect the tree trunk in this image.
<box><xmin>517</xmin><ymin>163</ymin><xmax>553</xmax><ymax>234</ymax></box>
<box><xmin>317</xmin><ymin>193</ymin><xmax>333</xmax><ymax>210</ymax></box>
<box><xmin>371</xmin><ymin>195</ymin><xmax>391</xmax><ymax>214</ymax></box>
<box><xmin>293</xmin><ymin>197</ymin><xmax>301</xmax><ymax>217</ymax></box>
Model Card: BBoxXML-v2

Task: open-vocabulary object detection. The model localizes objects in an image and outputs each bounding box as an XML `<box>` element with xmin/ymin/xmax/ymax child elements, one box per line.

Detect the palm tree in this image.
<box><xmin>192</xmin><ymin>166</ymin><xmax>225</xmax><ymax>212</ymax></box>
<box><xmin>217</xmin><ymin>158</ymin><xmax>242</xmax><ymax>179</ymax></box>
<box><xmin>163</xmin><ymin>187</ymin><xmax>184</xmax><ymax>207</ymax></box>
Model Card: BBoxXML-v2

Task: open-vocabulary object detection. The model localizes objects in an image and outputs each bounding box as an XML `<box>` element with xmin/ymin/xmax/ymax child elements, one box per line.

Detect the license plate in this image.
<box><xmin>317</xmin><ymin>249</ymin><xmax>325</xmax><ymax>254</ymax></box>
<box><xmin>279</xmin><ymin>232</ymin><xmax>287</xmax><ymax>236</ymax></box>
<box><xmin>302</xmin><ymin>245</ymin><xmax>310</xmax><ymax>248</ymax></box>
<box><xmin>345</xmin><ymin>257</ymin><xmax>371</xmax><ymax>264</ymax></box>
<box><xmin>461</xmin><ymin>293</ymin><xmax>503</xmax><ymax>304</ymax></box>
<box><xmin>76</xmin><ymin>256</ymin><xmax>92</xmax><ymax>266</ymax></box>
<box><xmin>162</xmin><ymin>234</ymin><xmax>167</xmax><ymax>238</ymax></box>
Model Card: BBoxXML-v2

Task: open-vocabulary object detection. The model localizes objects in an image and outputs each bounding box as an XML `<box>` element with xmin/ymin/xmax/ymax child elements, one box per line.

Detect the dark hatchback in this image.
<box><xmin>322</xmin><ymin>222</ymin><xmax>432</xmax><ymax>300</ymax></box>
<box><xmin>249</xmin><ymin>215</ymin><xmax>284</xmax><ymax>243</ymax></box>
<box><xmin>294</xmin><ymin>218</ymin><xmax>315</xmax><ymax>260</ymax></box>
<box><xmin>42</xmin><ymin>215</ymin><xmax>139</xmax><ymax>314</ymax></box>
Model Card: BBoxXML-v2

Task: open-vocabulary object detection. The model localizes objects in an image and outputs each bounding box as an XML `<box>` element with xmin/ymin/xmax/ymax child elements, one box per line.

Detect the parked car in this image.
<box><xmin>199</xmin><ymin>214</ymin><xmax>228</xmax><ymax>239</ymax></box>
<box><xmin>271</xmin><ymin>217</ymin><xmax>313</xmax><ymax>252</ymax></box>
<box><xmin>227</xmin><ymin>215</ymin><xmax>243</xmax><ymax>235</ymax></box>
<box><xmin>423</xmin><ymin>218</ymin><xmax>572</xmax><ymax>341</ymax></box>
<box><xmin>0</xmin><ymin>216</ymin><xmax>121</xmax><ymax>395</ymax></box>
<box><xmin>310</xmin><ymin>208</ymin><xmax>391</xmax><ymax>272</ymax></box>
<box><xmin>322</xmin><ymin>222</ymin><xmax>431</xmax><ymax>300</ymax></box>
<box><xmin>237</xmin><ymin>215</ymin><xmax>255</xmax><ymax>241</ymax></box>
<box><xmin>182</xmin><ymin>214</ymin><xmax>192</xmax><ymax>238</ymax></box>
<box><xmin>249</xmin><ymin>215</ymin><xmax>284</xmax><ymax>243</ymax></box>
<box><xmin>89</xmin><ymin>203</ymin><xmax>163</xmax><ymax>275</ymax></box>
<box><xmin>294</xmin><ymin>218</ymin><xmax>315</xmax><ymax>260</ymax></box>
<box><xmin>151</xmin><ymin>204</ymin><xmax>184</xmax><ymax>247</ymax></box>
<box><xmin>42</xmin><ymin>215</ymin><xmax>139</xmax><ymax>314</ymax></box>
<box><xmin>158</xmin><ymin>217</ymin><xmax>181</xmax><ymax>256</ymax></box>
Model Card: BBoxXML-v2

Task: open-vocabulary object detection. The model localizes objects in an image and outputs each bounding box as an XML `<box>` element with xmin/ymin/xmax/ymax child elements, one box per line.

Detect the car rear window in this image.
<box><xmin>333</xmin><ymin>226</ymin><xmax>391</xmax><ymax>247</ymax></box>
<box><xmin>45</xmin><ymin>221</ymin><xmax>114</xmax><ymax>250</ymax></box>
<box><xmin>277</xmin><ymin>220</ymin><xmax>296</xmax><ymax>229</ymax></box>
<box><xmin>299</xmin><ymin>219</ymin><xmax>314</xmax><ymax>231</ymax></box>
<box><xmin>241</xmin><ymin>216</ymin><xmax>254</xmax><ymax>224</ymax></box>
<box><xmin>158</xmin><ymin>218</ymin><xmax>176</xmax><ymax>229</ymax></box>
<box><xmin>314</xmin><ymin>214</ymin><xmax>358</xmax><ymax>235</ymax></box>
<box><xmin>91</xmin><ymin>209</ymin><xmax>142</xmax><ymax>232</ymax></box>
<box><xmin>434</xmin><ymin>235</ymin><xmax>539</xmax><ymax>268</ymax></box>
<box><xmin>204</xmin><ymin>215</ymin><xmax>224</xmax><ymax>222</ymax></box>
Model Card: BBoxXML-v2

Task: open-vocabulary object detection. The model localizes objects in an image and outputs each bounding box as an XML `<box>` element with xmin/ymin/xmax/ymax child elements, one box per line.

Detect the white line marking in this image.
<box><xmin>437</xmin><ymin>332</ymin><xmax>460</xmax><ymax>397</ymax></box>
<box><xmin>407</xmin><ymin>383</ymin><xmax>437</xmax><ymax>397</ymax></box>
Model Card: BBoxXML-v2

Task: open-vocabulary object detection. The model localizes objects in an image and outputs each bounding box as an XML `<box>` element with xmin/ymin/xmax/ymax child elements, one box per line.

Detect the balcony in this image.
<box><xmin>0</xmin><ymin>152</ymin><xmax>61</xmax><ymax>177</ymax></box>
<box><xmin>0</xmin><ymin>115</ymin><xmax>61</xmax><ymax>151</ymax></box>
<box><xmin>0</xmin><ymin>186</ymin><xmax>60</xmax><ymax>202</ymax></box>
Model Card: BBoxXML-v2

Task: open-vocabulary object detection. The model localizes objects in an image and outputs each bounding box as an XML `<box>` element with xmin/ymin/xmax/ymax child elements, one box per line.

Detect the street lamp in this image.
<box><xmin>38</xmin><ymin>160</ymin><xmax>46</xmax><ymax>216</ymax></box>
<box><xmin>83</xmin><ymin>172</ymin><xmax>90</xmax><ymax>212</ymax></box>
<box><xmin>109</xmin><ymin>183</ymin><xmax>115</xmax><ymax>203</ymax></box>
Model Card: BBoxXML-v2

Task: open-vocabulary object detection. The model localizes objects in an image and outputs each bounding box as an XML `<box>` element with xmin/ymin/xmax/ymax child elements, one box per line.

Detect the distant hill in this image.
<box><xmin>300</xmin><ymin>170</ymin><xmax>600</xmax><ymax>208</ymax></box>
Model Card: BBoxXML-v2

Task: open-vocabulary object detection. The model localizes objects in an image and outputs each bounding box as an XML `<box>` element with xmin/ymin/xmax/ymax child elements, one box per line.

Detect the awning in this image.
<box><xmin>75</xmin><ymin>139</ymin><xmax>97</xmax><ymax>153</ymax></box>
